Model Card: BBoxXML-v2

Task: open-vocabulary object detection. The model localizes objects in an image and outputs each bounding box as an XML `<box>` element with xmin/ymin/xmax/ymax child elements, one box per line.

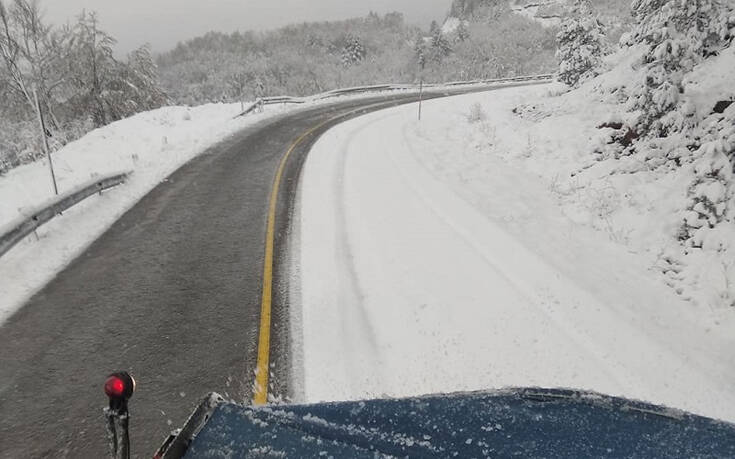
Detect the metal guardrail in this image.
<box><xmin>0</xmin><ymin>172</ymin><xmax>131</xmax><ymax>258</ymax></box>
<box><xmin>237</xmin><ymin>96</ymin><xmax>307</xmax><ymax>117</ymax></box>
<box><xmin>444</xmin><ymin>73</ymin><xmax>555</xmax><ymax>86</ymax></box>
<box><xmin>234</xmin><ymin>73</ymin><xmax>555</xmax><ymax>118</ymax></box>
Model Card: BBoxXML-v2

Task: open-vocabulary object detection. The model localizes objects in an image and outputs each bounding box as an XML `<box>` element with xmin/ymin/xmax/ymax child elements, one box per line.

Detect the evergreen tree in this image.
<box><xmin>431</xmin><ymin>29</ymin><xmax>452</xmax><ymax>61</ymax></box>
<box><xmin>429</xmin><ymin>20</ymin><xmax>440</xmax><ymax>36</ymax></box>
<box><xmin>414</xmin><ymin>36</ymin><xmax>427</xmax><ymax>69</ymax></box>
<box><xmin>556</xmin><ymin>0</ymin><xmax>606</xmax><ymax>87</ymax></box>
<box><xmin>341</xmin><ymin>35</ymin><xmax>366</xmax><ymax>67</ymax></box>
<box><xmin>456</xmin><ymin>21</ymin><xmax>470</xmax><ymax>42</ymax></box>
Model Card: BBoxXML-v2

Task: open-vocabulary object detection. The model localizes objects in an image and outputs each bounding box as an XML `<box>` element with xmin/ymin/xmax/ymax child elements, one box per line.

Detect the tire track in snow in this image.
<box><xmin>390</xmin><ymin>118</ymin><xmax>632</xmax><ymax>391</ymax></box>
<box><xmin>331</xmin><ymin>118</ymin><xmax>383</xmax><ymax>392</ymax></box>
<box><xmin>384</xmin><ymin>122</ymin><xmax>640</xmax><ymax>397</ymax></box>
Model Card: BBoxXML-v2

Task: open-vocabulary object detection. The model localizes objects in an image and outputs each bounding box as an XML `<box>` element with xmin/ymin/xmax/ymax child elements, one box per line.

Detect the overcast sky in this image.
<box><xmin>43</xmin><ymin>0</ymin><xmax>452</xmax><ymax>55</ymax></box>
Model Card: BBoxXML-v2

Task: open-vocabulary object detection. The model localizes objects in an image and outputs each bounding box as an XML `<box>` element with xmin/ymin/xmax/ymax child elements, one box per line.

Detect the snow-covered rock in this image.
<box><xmin>446</xmin><ymin>0</ymin><xmax>569</xmax><ymax>28</ymax></box>
<box><xmin>441</xmin><ymin>16</ymin><xmax>463</xmax><ymax>35</ymax></box>
<box><xmin>510</xmin><ymin>0</ymin><xmax>569</xmax><ymax>26</ymax></box>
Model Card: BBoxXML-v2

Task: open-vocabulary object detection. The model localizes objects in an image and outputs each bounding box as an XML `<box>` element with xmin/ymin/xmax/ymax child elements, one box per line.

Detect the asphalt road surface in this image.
<box><xmin>0</xmin><ymin>84</ymin><xmax>539</xmax><ymax>458</ymax></box>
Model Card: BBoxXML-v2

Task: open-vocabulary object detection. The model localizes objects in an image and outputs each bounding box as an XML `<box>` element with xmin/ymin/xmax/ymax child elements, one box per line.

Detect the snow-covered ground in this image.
<box><xmin>295</xmin><ymin>84</ymin><xmax>735</xmax><ymax>423</ymax></box>
<box><xmin>0</xmin><ymin>102</ymin><xmax>300</xmax><ymax>324</ymax></box>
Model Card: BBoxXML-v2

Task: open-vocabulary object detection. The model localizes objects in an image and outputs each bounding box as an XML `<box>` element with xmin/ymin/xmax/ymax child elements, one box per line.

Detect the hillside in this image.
<box><xmin>155</xmin><ymin>11</ymin><xmax>558</xmax><ymax>105</ymax></box>
<box><xmin>156</xmin><ymin>13</ymin><xmax>417</xmax><ymax>105</ymax></box>
<box><xmin>488</xmin><ymin>1</ymin><xmax>735</xmax><ymax>311</ymax></box>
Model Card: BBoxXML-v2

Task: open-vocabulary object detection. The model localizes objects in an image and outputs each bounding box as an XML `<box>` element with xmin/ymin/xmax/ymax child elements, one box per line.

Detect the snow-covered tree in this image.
<box><xmin>66</xmin><ymin>10</ymin><xmax>117</xmax><ymax>127</ymax></box>
<box><xmin>0</xmin><ymin>0</ymin><xmax>69</xmax><ymax>131</ymax></box>
<box><xmin>456</xmin><ymin>21</ymin><xmax>470</xmax><ymax>42</ymax></box>
<box><xmin>0</xmin><ymin>1</ymin><xmax>169</xmax><ymax>173</ymax></box>
<box><xmin>429</xmin><ymin>20</ymin><xmax>440</xmax><ymax>36</ymax></box>
<box><xmin>430</xmin><ymin>28</ymin><xmax>452</xmax><ymax>61</ymax></box>
<box><xmin>66</xmin><ymin>13</ymin><xmax>166</xmax><ymax>126</ymax></box>
<box><xmin>341</xmin><ymin>35</ymin><xmax>366</xmax><ymax>67</ymax></box>
<box><xmin>414</xmin><ymin>36</ymin><xmax>427</xmax><ymax>69</ymax></box>
<box><xmin>624</xmin><ymin>0</ymin><xmax>733</xmax><ymax>135</ymax></box>
<box><xmin>119</xmin><ymin>44</ymin><xmax>167</xmax><ymax>113</ymax></box>
<box><xmin>556</xmin><ymin>0</ymin><xmax>607</xmax><ymax>87</ymax></box>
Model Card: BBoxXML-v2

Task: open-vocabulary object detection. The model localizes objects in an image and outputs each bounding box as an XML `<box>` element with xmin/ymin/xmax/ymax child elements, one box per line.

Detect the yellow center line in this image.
<box><xmin>252</xmin><ymin>98</ymin><xmax>419</xmax><ymax>405</ymax></box>
<box><xmin>252</xmin><ymin>113</ymin><xmax>344</xmax><ymax>405</ymax></box>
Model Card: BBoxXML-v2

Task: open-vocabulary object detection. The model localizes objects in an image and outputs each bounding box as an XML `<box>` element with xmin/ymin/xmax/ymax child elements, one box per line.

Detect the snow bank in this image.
<box><xmin>296</xmin><ymin>84</ymin><xmax>735</xmax><ymax>422</ymax></box>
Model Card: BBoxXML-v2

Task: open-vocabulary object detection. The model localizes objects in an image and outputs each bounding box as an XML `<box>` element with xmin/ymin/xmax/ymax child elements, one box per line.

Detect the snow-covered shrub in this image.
<box><xmin>581</xmin><ymin>181</ymin><xmax>626</xmax><ymax>241</ymax></box>
<box><xmin>0</xmin><ymin>120</ymin><xmax>43</xmax><ymax>174</ymax></box>
<box><xmin>556</xmin><ymin>0</ymin><xmax>608</xmax><ymax>87</ymax></box>
<box><xmin>466</xmin><ymin>102</ymin><xmax>486</xmax><ymax>123</ymax></box>
<box><xmin>680</xmin><ymin>104</ymin><xmax>735</xmax><ymax>246</ymax></box>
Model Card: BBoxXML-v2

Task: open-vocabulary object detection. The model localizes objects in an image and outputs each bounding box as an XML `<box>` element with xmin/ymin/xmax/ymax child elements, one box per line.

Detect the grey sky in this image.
<box><xmin>43</xmin><ymin>0</ymin><xmax>452</xmax><ymax>55</ymax></box>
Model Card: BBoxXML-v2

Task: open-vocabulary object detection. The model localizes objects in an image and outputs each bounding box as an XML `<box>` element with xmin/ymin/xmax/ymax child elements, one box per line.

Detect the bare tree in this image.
<box><xmin>67</xmin><ymin>10</ymin><xmax>116</xmax><ymax>126</ymax></box>
<box><xmin>0</xmin><ymin>0</ymin><xmax>68</xmax><ymax>193</ymax></box>
<box><xmin>0</xmin><ymin>1</ymin><xmax>67</xmax><ymax>124</ymax></box>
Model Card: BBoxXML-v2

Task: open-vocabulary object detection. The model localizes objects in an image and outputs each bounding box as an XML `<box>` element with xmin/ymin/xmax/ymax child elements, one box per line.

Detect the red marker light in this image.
<box><xmin>105</xmin><ymin>375</ymin><xmax>126</xmax><ymax>398</ymax></box>
<box><xmin>104</xmin><ymin>372</ymin><xmax>136</xmax><ymax>401</ymax></box>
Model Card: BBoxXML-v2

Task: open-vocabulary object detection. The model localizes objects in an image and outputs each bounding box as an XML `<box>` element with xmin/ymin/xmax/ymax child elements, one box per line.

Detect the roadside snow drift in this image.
<box><xmin>295</xmin><ymin>85</ymin><xmax>735</xmax><ymax>423</ymax></box>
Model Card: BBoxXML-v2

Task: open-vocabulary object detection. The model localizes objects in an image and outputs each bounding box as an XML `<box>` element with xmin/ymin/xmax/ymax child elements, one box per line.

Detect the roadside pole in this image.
<box><xmin>33</xmin><ymin>86</ymin><xmax>58</xmax><ymax>196</ymax></box>
<box><xmin>418</xmin><ymin>58</ymin><xmax>425</xmax><ymax>121</ymax></box>
<box><xmin>418</xmin><ymin>78</ymin><xmax>423</xmax><ymax>121</ymax></box>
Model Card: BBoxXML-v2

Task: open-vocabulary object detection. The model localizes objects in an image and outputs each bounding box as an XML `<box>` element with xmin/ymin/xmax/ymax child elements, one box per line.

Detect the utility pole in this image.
<box><xmin>418</xmin><ymin>57</ymin><xmax>426</xmax><ymax>121</ymax></box>
<box><xmin>33</xmin><ymin>85</ymin><xmax>58</xmax><ymax>195</ymax></box>
<box><xmin>418</xmin><ymin>78</ymin><xmax>424</xmax><ymax>121</ymax></box>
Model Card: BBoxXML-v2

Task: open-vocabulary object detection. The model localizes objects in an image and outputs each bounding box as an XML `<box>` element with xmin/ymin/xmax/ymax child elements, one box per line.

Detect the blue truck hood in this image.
<box><xmin>172</xmin><ymin>388</ymin><xmax>735</xmax><ymax>458</ymax></box>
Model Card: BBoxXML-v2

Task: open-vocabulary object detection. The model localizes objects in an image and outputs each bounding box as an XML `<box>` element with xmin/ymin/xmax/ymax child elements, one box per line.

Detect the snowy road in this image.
<box><xmin>297</xmin><ymin>90</ymin><xmax>735</xmax><ymax>423</ymax></box>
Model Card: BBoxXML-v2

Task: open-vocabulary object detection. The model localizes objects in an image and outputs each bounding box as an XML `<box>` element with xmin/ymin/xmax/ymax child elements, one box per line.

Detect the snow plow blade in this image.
<box><xmin>160</xmin><ymin>388</ymin><xmax>735</xmax><ymax>458</ymax></box>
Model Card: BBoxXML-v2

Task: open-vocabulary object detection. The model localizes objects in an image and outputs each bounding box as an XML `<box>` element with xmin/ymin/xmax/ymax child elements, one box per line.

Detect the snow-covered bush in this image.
<box><xmin>466</xmin><ymin>102</ymin><xmax>486</xmax><ymax>123</ymax></box>
<box><xmin>623</xmin><ymin>0</ymin><xmax>734</xmax><ymax>135</ymax></box>
<box><xmin>556</xmin><ymin>0</ymin><xmax>607</xmax><ymax>87</ymax></box>
<box><xmin>0</xmin><ymin>120</ymin><xmax>40</xmax><ymax>174</ymax></box>
<box><xmin>680</xmin><ymin>104</ymin><xmax>735</xmax><ymax>246</ymax></box>
<box><xmin>609</xmin><ymin>0</ymin><xmax>735</xmax><ymax>245</ymax></box>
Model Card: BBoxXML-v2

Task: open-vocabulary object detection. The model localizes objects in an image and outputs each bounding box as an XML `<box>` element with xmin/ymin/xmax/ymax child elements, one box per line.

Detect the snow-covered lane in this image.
<box><xmin>297</xmin><ymin>88</ymin><xmax>735</xmax><ymax>423</ymax></box>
